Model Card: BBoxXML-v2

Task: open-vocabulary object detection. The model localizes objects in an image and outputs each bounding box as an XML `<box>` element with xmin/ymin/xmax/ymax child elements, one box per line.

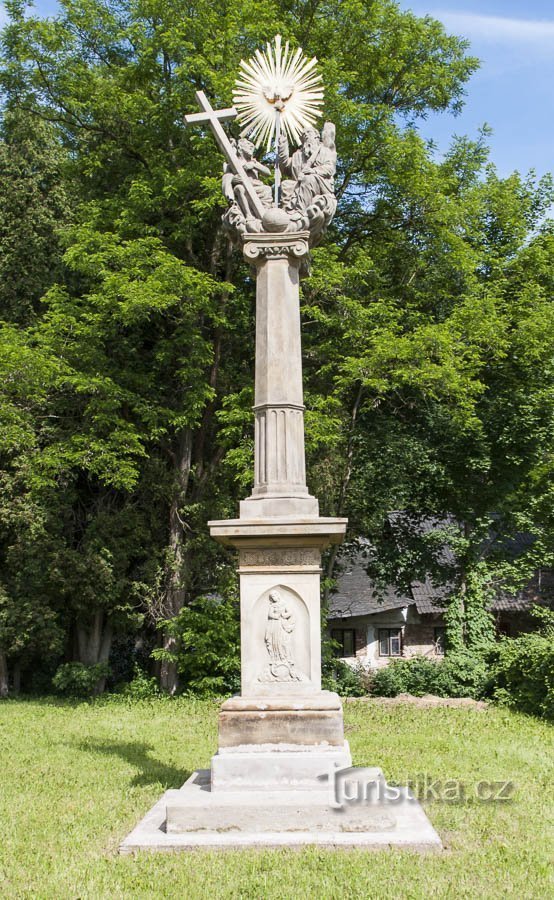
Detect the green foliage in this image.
<box><xmin>0</xmin><ymin>0</ymin><xmax>552</xmax><ymax>695</ymax></box>
<box><xmin>153</xmin><ymin>595</ymin><xmax>240</xmax><ymax>696</ymax></box>
<box><xmin>443</xmin><ymin>561</ymin><xmax>497</xmax><ymax>653</ymax></box>
<box><xmin>488</xmin><ymin>612</ymin><xmax>554</xmax><ymax>719</ymax></box>
<box><xmin>118</xmin><ymin>664</ymin><xmax>161</xmax><ymax>700</ymax></box>
<box><xmin>0</xmin><ymin>579</ymin><xmax>62</xmax><ymax>666</ymax></box>
<box><xmin>0</xmin><ymin>107</ymin><xmax>69</xmax><ymax>324</ymax></box>
<box><xmin>322</xmin><ymin>657</ymin><xmax>367</xmax><ymax>697</ymax></box>
<box><xmin>369</xmin><ymin>652</ymin><xmax>489</xmax><ymax>699</ymax></box>
<box><xmin>52</xmin><ymin>661</ymin><xmax>110</xmax><ymax>697</ymax></box>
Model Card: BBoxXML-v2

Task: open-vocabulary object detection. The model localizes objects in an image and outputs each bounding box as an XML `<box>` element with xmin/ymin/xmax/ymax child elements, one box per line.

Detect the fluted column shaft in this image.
<box><xmin>241</xmin><ymin>233</ymin><xmax>313</xmax><ymax>509</ymax></box>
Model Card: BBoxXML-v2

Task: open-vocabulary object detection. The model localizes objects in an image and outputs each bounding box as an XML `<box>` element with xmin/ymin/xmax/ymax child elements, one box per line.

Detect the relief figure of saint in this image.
<box><xmin>258</xmin><ymin>589</ymin><xmax>307</xmax><ymax>683</ymax></box>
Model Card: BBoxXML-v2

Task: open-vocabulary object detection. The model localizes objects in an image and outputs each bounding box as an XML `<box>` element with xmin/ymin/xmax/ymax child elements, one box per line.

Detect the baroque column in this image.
<box><xmin>240</xmin><ymin>231</ymin><xmax>317</xmax><ymax>518</ymax></box>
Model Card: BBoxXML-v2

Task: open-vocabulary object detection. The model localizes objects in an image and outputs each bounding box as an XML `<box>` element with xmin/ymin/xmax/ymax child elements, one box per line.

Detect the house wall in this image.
<box><xmin>403</xmin><ymin>615</ymin><xmax>444</xmax><ymax>660</ymax></box>
<box><xmin>328</xmin><ymin>607</ymin><xmax>445</xmax><ymax>668</ymax></box>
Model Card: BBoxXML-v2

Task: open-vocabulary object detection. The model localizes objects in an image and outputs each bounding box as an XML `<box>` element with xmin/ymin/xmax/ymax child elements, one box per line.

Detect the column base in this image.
<box><xmin>211</xmin><ymin>741</ymin><xmax>352</xmax><ymax>792</ymax></box>
<box><xmin>239</xmin><ymin>494</ymin><xmax>319</xmax><ymax>518</ymax></box>
<box><xmin>214</xmin><ymin>692</ymin><xmax>349</xmax><ymax>791</ymax></box>
<box><xmin>218</xmin><ymin>692</ymin><xmax>345</xmax><ymax>748</ymax></box>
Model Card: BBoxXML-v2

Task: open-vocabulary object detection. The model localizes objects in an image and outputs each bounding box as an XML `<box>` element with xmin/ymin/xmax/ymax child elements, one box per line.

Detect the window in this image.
<box><xmin>434</xmin><ymin>627</ymin><xmax>446</xmax><ymax>656</ymax></box>
<box><xmin>378</xmin><ymin>628</ymin><xmax>402</xmax><ymax>657</ymax></box>
<box><xmin>331</xmin><ymin>628</ymin><xmax>355</xmax><ymax>658</ymax></box>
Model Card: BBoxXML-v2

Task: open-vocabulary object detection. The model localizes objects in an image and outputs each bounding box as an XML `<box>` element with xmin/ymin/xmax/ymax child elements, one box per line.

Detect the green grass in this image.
<box><xmin>0</xmin><ymin>696</ymin><xmax>552</xmax><ymax>899</ymax></box>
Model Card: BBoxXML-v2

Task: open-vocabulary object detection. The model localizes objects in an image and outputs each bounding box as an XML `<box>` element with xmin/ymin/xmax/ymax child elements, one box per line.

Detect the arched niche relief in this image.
<box><xmin>254</xmin><ymin>585</ymin><xmax>311</xmax><ymax>684</ymax></box>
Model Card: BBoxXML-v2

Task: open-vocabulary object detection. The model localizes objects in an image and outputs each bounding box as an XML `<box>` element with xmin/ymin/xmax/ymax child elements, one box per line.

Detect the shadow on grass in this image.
<box><xmin>75</xmin><ymin>738</ymin><xmax>190</xmax><ymax>788</ymax></box>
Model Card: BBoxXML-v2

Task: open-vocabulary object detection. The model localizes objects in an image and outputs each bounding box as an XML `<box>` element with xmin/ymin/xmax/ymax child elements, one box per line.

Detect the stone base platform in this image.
<box><xmin>119</xmin><ymin>770</ymin><xmax>442</xmax><ymax>853</ymax></box>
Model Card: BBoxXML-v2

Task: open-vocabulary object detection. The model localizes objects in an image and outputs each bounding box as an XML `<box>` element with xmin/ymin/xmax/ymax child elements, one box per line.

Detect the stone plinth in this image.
<box><xmin>218</xmin><ymin>693</ymin><xmax>345</xmax><ymax>747</ymax></box>
<box><xmin>213</xmin><ymin>692</ymin><xmax>351</xmax><ymax>792</ymax></box>
<box><xmin>209</xmin><ymin>516</ymin><xmax>347</xmax><ymax>547</ymax></box>
<box><xmin>120</xmin><ymin>771</ymin><xmax>443</xmax><ymax>852</ymax></box>
<box><xmin>211</xmin><ymin>743</ymin><xmax>352</xmax><ymax>792</ymax></box>
<box><xmin>208</xmin><ymin>513</ymin><xmax>349</xmax><ymax>792</ymax></box>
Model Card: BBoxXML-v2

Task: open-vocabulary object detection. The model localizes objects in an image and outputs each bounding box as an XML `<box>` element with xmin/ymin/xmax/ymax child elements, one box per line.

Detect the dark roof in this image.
<box><xmin>494</xmin><ymin>570</ymin><xmax>554</xmax><ymax>612</ymax></box>
<box><xmin>410</xmin><ymin>578</ymin><xmax>448</xmax><ymax>615</ymax></box>
<box><xmin>329</xmin><ymin>559</ymin><xmax>412</xmax><ymax>618</ymax></box>
<box><xmin>328</xmin><ymin>549</ymin><xmax>553</xmax><ymax>621</ymax></box>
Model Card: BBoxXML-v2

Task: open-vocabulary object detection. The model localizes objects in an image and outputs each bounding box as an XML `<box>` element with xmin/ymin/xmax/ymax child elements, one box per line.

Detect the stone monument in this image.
<box><xmin>121</xmin><ymin>36</ymin><xmax>441</xmax><ymax>851</ymax></box>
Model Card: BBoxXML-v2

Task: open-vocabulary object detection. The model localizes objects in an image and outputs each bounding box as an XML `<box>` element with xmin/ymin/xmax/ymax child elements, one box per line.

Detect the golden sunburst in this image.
<box><xmin>233</xmin><ymin>34</ymin><xmax>324</xmax><ymax>152</ymax></box>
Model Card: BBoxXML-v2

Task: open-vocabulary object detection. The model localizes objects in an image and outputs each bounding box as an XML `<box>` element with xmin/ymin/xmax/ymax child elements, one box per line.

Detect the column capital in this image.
<box><xmin>242</xmin><ymin>231</ymin><xmax>310</xmax><ymax>264</ymax></box>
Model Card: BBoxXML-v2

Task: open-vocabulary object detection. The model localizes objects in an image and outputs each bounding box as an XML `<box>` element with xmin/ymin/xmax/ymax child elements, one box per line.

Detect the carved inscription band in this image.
<box><xmin>240</xmin><ymin>548</ymin><xmax>321</xmax><ymax>568</ymax></box>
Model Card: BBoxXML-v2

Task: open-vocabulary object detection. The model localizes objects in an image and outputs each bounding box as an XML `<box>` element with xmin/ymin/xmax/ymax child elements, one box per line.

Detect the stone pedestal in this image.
<box><xmin>206</xmin><ymin>233</ymin><xmax>351</xmax><ymax>794</ymax></box>
<box><xmin>218</xmin><ymin>693</ymin><xmax>345</xmax><ymax>748</ymax></box>
<box><xmin>213</xmin><ymin>693</ymin><xmax>350</xmax><ymax>791</ymax></box>
<box><xmin>208</xmin><ymin>515</ymin><xmax>350</xmax><ymax>790</ymax></box>
<box><xmin>121</xmin><ymin>771</ymin><xmax>442</xmax><ymax>852</ymax></box>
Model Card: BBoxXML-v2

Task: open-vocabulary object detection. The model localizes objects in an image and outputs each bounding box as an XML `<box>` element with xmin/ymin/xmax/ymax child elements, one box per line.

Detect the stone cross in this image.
<box><xmin>184</xmin><ymin>90</ymin><xmax>266</xmax><ymax>220</ymax></box>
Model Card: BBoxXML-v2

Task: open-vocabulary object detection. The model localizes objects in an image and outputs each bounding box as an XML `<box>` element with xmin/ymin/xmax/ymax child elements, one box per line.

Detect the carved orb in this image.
<box><xmin>262</xmin><ymin>208</ymin><xmax>291</xmax><ymax>232</ymax></box>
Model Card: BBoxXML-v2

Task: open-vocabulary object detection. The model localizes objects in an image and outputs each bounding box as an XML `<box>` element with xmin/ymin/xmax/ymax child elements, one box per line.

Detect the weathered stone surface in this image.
<box><xmin>238</xmin><ymin>547</ymin><xmax>322</xmax><ymax>571</ymax></box>
<box><xmin>239</xmin><ymin>495</ymin><xmax>320</xmax><ymax>518</ymax></box>
<box><xmin>238</xmin><ymin>233</ymin><xmax>315</xmax><ymax>519</ymax></box>
<box><xmin>208</xmin><ymin>517</ymin><xmax>347</xmax><ymax>548</ymax></box>
<box><xmin>211</xmin><ymin>742</ymin><xmax>352</xmax><ymax>791</ymax></box>
<box><xmin>220</xmin><ymin>690</ymin><xmax>342</xmax><ymax>711</ymax></box>
<box><xmin>167</xmin><ymin>789</ymin><xmax>395</xmax><ymax>834</ymax></box>
<box><xmin>218</xmin><ymin>691</ymin><xmax>345</xmax><ymax>747</ymax></box>
<box><xmin>219</xmin><ymin>709</ymin><xmax>345</xmax><ymax>747</ymax></box>
<box><xmin>119</xmin><ymin>771</ymin><xmax>443</xmax><ymax>852</ymax></box>
<box><xmin>239</xmin><ymin>576</ymin><xmax>320</xmax><ymax>695</ymax></box>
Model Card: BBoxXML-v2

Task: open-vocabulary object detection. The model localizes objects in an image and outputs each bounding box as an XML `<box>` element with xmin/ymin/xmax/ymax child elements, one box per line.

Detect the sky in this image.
<box><xmin>399</xmin><ymin>1</ymin><xmax>554</xmax><ymax>177</ymax></box>
<box><xmin>1</xmin><ymin>0</ymin><xmax>553</xmax><ymax>178</ymax></box>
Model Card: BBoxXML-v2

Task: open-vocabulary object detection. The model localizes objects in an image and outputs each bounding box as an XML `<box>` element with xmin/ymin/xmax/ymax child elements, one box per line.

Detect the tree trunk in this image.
<box><xmin>77</xmin><ymin>609</ymin><xmax>102</xmax><ymax>665</ymax></box>
<box><xmin>0</xmin><ymin>650</ymin><xmax>8</xmax><ymax>698</ymax></box>
<box><xmin>160</xmin><ymin>426</ymin><xmax>193</xmax><ymax>694</ymax></box>
<box><xmin>76</xmin><ymin>609</ymin><xmax>113</xmax><ymax>694</ymax></box>
<box><xmin>12</xmin><ymin>658</ymin><xmax>21</xmax><ymax>695</ymax></box>
<box><xmin>460</xmin><ymin>520</ymin><xmax>471</xmax><ymax>648</ymax></box>
<box><xmin>95</xmin><ymin>620</ymin><xmax>113</xmax><ymax>694</ymax></box>
<box><xmin>459</xmin><ymin>575</ymin><xmax>467</xmax><ymax>647</ymax></box>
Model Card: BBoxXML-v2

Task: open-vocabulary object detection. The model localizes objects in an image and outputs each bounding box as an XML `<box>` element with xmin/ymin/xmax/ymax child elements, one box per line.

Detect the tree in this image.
<box><xmin>1</xmin><ymin>0</ymin><xmax>550</xmax><ymax>690</ymax></box>
<box><xmin>0</xmin><ymin>325</ymin><xmax>65</xmax><ymax>694</ymax></box>
<box><xmin>0</xmin><ymin>107</ymin><xmax>70</xmax><ymax>324</ymax></box>
<box><xmin>303</xmin><ymin>160</ymin><xmax>554</xmax><ymax>648</ymax></box>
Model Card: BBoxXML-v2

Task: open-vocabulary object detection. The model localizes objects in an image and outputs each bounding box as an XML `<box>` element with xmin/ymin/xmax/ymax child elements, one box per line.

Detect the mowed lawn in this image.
<box><xmin>0</xmin><ymin>697</ymin><xmax>552</xmax><ymax>899</ymax></box>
